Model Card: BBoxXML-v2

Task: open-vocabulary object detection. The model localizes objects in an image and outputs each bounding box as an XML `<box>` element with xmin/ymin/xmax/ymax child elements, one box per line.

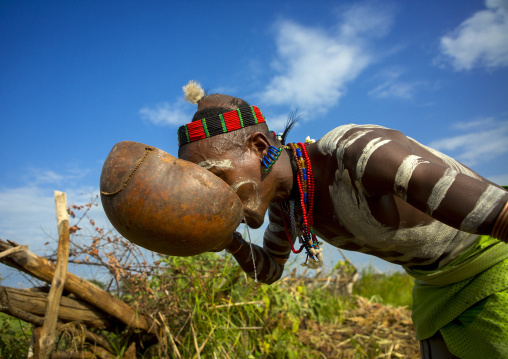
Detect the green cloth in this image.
<box><xmin>405</xmin><ymin>235</ymin><xmax>508</xmax><ymax>358</ymax></box>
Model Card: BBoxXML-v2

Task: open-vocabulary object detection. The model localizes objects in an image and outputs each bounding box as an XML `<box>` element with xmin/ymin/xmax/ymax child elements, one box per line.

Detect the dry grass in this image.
<box><xmin>299</xmin><ymin>296</ymin><xmax>419</xmax><ymax>359</ymax></box>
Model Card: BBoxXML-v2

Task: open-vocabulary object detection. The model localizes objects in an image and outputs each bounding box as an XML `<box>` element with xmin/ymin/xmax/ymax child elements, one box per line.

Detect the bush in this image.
<box><xmin>0</xmin><ymin>313</ymin><xmax>32</xmax><ymax>359</ymax></box>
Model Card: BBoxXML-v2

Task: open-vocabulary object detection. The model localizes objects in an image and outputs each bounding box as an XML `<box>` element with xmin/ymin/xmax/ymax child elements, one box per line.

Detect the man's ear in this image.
<box><xmin>249</xmin><ymin>132</ymin><xmax>271</xmax><ymax>158</ymax></box>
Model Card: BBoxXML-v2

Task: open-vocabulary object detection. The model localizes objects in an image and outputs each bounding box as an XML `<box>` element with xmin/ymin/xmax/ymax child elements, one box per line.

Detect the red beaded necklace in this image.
<box><xmin>279</xmin><ymin>142</ymin><xmax>323</xmax><ymax>268</ymax></box>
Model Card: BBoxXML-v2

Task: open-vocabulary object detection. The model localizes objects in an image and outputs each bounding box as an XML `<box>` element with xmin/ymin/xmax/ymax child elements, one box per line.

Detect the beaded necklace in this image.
<box><xmin>279</xmin><ymin>142</ymin><xmax>323</xmax><ymax>269</ymax></box>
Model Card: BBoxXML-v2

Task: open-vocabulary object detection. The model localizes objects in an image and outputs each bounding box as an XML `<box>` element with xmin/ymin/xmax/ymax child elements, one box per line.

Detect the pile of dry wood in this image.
<box><xmin>0</xmin><ymin>192</ymin><xmax>158</xmax><ymax>359</ymax></box>
<box><xmin>299</xmin><ymin>296</ymin><xmax>420</xmax><ymax>358</ymax></box>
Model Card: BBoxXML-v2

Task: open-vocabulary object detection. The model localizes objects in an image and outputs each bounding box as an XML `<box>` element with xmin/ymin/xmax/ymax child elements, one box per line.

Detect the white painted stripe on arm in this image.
<box><xmin>317</xmin><ymin>124</ymin><xmax>357</xmax><ymax>155</ymax></box>
<box><xmin>318</xmin><ymin>124</ymin><xmax>388</xmax><ymax>156</ymax></box>
<box><xmin>407</xmin><ymin>136</ymin><xmax>483</xmax><ymax>180</ymax></box>
<box><xmin>394</xmin><ymin>155</ymin><xmax>429</xmax><ymax>201</ymax></box>
<box><xmin>460</xmin><ymin>185</ymin><xmax>506</xmax><ymax>233</ymax></box>
<box><xmin>355</xmin><ymin>138</ymin><xmax>391</xmax><ymax>181</ymax></box>
<box><xmin>336</xmin><ymin>129</ymin><xmax>373</xmax><ymax>164</ymax></box>
<box><xmin>426</xmin><ymin>168</ymin><xmax>457</xmax><ymax>215</ymax></box>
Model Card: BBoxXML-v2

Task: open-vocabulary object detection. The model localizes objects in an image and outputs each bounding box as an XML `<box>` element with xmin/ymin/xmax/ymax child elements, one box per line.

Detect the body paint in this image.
<box><xmin>336</xmin><ymin>129</ymin><xmax>373</xmax><ymax>166</ymax></box>
<box><xmin>317</xmin><ymin>124</ymin><xmax>387</xmax><ymax>156</ymax></box>
<box><xmin>426</xmin><ymin>168</ymin><xmax>457</xmax><ymax>215</ymax></box>
<box><xmin>197</xmin><ymin>159</ymin><xmax>233</xmax><ymax>170</ymax></box>
<box><xmin>355</xmin><ymin>137</ymin><xmax>391</xmax><ymax>181</ymax></box>
<box><xmin>394</xmin><ymin>155</ymin><xmax>429</xmax><ymax>201</ymax></box>
<box><xmin>460</xmin><ymin>185</ymin><xmax>506</xmax><ymax>233</ymax></box>
<box><xmin>316</xmin><ymin>125</ymin><xmax>478</xmax><ymax>267</ymax></box>
<box><xmin>407</xmin><ymin>137</ymin><xmax>483</xmax><ymax>180</ymax></box>
<box><xmin>231</xmin><ymin>179</ymin><xmax>262</xmax><ymax>212</ymax></box>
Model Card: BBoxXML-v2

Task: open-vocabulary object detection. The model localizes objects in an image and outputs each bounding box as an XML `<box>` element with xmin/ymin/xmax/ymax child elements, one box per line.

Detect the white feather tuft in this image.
<box><xmin>183</xmin><ymin>80</ymin><xmax>205</xmax><ymax>104</ymax></box>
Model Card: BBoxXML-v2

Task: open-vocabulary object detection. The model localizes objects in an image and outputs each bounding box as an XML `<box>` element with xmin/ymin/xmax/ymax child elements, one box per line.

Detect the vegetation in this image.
<box><xmin>0</xmin><ymin>199</ymin><xmax>418</xmax><ymax>358</ymax></box>
<box><xmin>0</xmin><ymin>255</ymin><xmax>417</xmax><ymax>358</ymax></box>
<box><xmin>353</xmin><ymin>266</ymin><xmax>414</xmax><ymax>309</ymax></box>
<box><xmin>0</xmin><ymin>313</ymin><xmax>33</xmax><ymax>358</ymax></box>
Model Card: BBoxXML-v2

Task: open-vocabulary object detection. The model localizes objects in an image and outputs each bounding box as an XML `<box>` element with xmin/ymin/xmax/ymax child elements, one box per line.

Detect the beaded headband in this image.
<box><xmin>177</xmin><ymin>106</ymin><xmax>266</xmax><ymax>146</ymax></box>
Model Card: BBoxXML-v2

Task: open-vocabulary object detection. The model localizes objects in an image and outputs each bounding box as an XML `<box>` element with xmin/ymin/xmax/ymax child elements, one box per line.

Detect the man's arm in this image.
<box><xmin>225</xmin><ymin>204</ymin><xmax>291</xmax><ymax>284</ymax></box>
<box><xmin>340</xmin><ymin>127</ymin><xmax>508</xmax><ymax>237</ymax></box>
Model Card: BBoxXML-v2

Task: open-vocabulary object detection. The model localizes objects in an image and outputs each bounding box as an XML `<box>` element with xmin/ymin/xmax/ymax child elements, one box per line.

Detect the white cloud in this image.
<box><xmin>438</xmin><ymin>0</ymin><xmax>508</xmax><ymax>71</ymax></box>
<box><xmin>338</xmin><ymin>2</ymin><xmax>394</xmax><ymax>39</ymax></box>
<box><xmin>451</xmin><ymin>116</ymin><xmax>496</xmax><ymax>130</ymax></box>
<box><xmin>139</xmin><ymin>99</ymin><xmax>192</xmax><ymax>126</ymax></box>
<box><xmin>258</xmin><ymin>3</ymin><xmax>394</xmax><ymax>113</ymax></box>
<box><xmin>0</xmin><ymin>165</ymin><xmax>109</xmax><ymax>254</ymax></box>
<box><xmin>0</xmin><ymin>185</ymin><xmax>56</xmax><ymax>247</ymax></box>
<box><xmin>263</xmin><ymin>113</ymin><xmax>290</xmax><ymax>133</ymax></box>
<box><xmin>368</xmin><ymin>68</ymin><xmax>426</xmax><ymax>99</ymax></box>
<box><xmin>24</xmin><ymin>166</ymin><xmax>90</xmax><ymax>185</ymax></box>
<box><xmin>33</xmin><ymin>170</ymin><xmax>64</xmax><ymax>184</ymax></box>
<box><xmin>370</xmin><ymin>81</ymin><xmax>419</xmax><ymax>99</ymax></box>
<box><xmin>261</xmin><ymin>109</ymin><xmax>306</xmax><ymax>133</ymax></box>
<box><xmin>428</xmin><ymin>118</ymin><xmax>508</xmax><ymax>165</ymax></box>
<box><xmin>0</xmin><ymin>182</ymin><xmax>120</xmax><ymax>287</ymax></box>
<box><xmin>0</xmin><ymin>184</ymin><xmax>103</xmax><ymax>251</ymax></box>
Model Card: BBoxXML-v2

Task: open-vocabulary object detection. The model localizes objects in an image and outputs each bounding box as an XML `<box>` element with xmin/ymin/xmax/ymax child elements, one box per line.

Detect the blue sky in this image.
<box><xmin>1</xmin><ymin>0</ymin><xmax>508</xmax><ymax>283</ymax></box>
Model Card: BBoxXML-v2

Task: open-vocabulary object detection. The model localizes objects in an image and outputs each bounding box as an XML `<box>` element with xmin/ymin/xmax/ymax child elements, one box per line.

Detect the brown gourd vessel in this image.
<box><xmin>100</xmin><ymin>141</ymin><xmax>243</xmax><ymax>256</ymax></box>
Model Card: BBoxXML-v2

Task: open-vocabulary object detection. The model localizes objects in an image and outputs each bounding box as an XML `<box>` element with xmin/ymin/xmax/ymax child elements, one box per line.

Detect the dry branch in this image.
<box><xmin>190</xmin><ymin>321</ymin><xmax>201</xmax><ymax>359</ymax></box>
<box><xmin>192</xmin><ymin>325</ymin><xmax>216</xmax><ymax>359</ymax></box>
<box><xmin>0</xmin><ymin>238</ymin><xmax>156</xmax><ymax>333</ymax></box>
<box><xmin>218</xmin><ymin>327</ymin><xmax>263</xmax><ymax>330</ymax></box>
<box><xmin>0</xmin><ymin>244</ymin><xmax>28</xmax><ymax>259</ymax></box>
<box><xmin>40</xmin><ymin>191</ymin><xmax>71</xmax><ymax>358</ymax></box>
<box><xmin>49</xmin><ymin>352</ymin><xmax>94</xmax><ymax>359</ymax></box>
<box><xmin>122</xmin><ymin>342</ymin><xmax>136</xmax><ymax>359</ymax></box>
<box><xmin>0</xmin><ymin>287</ymin><xmax>113</xmax><ymax>353</ymax></box>
<box><xmin>159</xmin><ymin>312</ymin><xmax>182</xmax><ymax>359</ymax></box>
<box><xmin>1</xmin><ymin>286</ymin><xmax>113</xmax><ymax>330</ymax></box>
<box><xmin>213</xmin><ymin>300</ymin><xmax>263</xmax><ymax>309</ymax></box>
<box><xmin>84</xmin><ymin>343</ymin><xmax>116</xmax><ymax>359</ymax></box>
<box><xmin>49</xmin><ymin>347</ymin><xmax>115</xmax><ymax>359</ymax></box>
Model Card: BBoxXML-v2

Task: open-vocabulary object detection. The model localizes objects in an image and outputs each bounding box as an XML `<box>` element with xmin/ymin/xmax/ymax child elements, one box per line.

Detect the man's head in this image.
<box><xmin>178</xmin><ymin>87</ymin><xmax>291</xmax><ymax>228</ymax></box>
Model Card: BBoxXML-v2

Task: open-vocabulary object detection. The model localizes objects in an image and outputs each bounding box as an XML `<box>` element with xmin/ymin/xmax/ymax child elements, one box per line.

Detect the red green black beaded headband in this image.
<box><xmin>178</xmin><ymin>106</ymin><xmax>266</xmax><ymax>146</ymax></box>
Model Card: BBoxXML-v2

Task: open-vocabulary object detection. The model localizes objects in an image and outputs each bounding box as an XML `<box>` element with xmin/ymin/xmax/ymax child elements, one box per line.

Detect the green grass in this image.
<box><xmin>353</xmin><ymin>266</ymin><xmax>414</xmax><ymax>309</ymax></box>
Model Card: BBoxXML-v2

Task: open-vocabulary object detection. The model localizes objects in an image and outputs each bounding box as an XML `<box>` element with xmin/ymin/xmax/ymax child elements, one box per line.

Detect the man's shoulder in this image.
<box><xmin>318</xmin><ymin>124</ymin><xmax>390</xmax><ymax>155</ymax></box>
